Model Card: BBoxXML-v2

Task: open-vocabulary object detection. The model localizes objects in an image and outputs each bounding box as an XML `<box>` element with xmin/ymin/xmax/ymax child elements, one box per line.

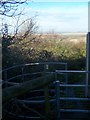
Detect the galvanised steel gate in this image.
<box><xmin>1</xmin><ymin>62</ymin><xmax>90</xmax><ymax>120</ymax></box>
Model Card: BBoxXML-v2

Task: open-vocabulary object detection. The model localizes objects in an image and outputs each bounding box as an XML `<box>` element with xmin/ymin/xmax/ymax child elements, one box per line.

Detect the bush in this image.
<box><xmin>2</xmin><ymin>34</ymin><xmax>86</xmax><ymax>70</ymax></box>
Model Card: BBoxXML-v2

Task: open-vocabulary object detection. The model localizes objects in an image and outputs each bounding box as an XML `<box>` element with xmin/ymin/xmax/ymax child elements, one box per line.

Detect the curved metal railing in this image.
<box><xmin>2</xmin><ymin>62</ymin><xmax>90</xmax><ymax>120</ymax></box>
<box><xmin>1</xmin><ymin>62</ymin><xmax>67</xmax><ymax>89</ymax></box>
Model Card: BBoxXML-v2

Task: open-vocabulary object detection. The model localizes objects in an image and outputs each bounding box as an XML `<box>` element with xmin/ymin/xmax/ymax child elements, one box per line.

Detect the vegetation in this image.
<box><xmin>2</xmin><ymin>33</ymin><xmax>86</xmax><ymax>70</ymax></box>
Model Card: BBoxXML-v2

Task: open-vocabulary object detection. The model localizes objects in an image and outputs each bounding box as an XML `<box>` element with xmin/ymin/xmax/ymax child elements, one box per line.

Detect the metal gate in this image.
<box><xmin>2</xmin><ymin>62</ymin><xmax>90</xmax><ymax>120</ymax></box>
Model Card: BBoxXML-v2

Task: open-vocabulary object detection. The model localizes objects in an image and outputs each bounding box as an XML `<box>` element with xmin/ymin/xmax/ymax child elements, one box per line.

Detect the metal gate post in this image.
<box><xmin>44</xmin><ymin>64</ymin><xmax>51</xmax><ymax>120</ymax></box>
<box><xmin>87</xmin><ymin>2</ymin><xmax>90</xmax><ymax>97</ymax></box>
<box><xmin>55</xmin><ymin>79</ymin><xmax>60</xmax><ymax>120</ymax></box>
<box><xmin>86</xmin><ymin>32</ymin><xmax>90</xmax><ymax>97</ymax></box>
<box><xmin>65</xmin><ymin>63</ymin><xmax>68</xmax><ymax>96</ymax></box>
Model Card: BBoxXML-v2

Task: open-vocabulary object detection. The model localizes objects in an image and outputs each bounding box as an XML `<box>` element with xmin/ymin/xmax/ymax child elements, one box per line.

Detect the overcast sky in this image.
<box><xmin>25</xmin><ymin>1</ymin><xmax>88</xmax><ymax>33</ymax></box>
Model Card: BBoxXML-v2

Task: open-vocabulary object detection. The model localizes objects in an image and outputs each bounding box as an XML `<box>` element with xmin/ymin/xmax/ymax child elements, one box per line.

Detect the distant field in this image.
<box><xmin>40</xmin><ymin>33</ymin><xmax>86</xmax><ymax>43</ymax></box>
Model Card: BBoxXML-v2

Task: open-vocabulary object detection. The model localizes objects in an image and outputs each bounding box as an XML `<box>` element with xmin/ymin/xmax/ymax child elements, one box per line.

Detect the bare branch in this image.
<box><xmin>0</xmin><ymin>0</ymin><xmax>28</xmax><ymax>16</ymax></box>
<box><xmin>12</xmin><ymin>15</ymin><xmax>38</xmax><ymax>40</ymax></box>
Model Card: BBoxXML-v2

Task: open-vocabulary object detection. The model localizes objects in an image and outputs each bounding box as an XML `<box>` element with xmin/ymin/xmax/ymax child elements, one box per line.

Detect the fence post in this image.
<box><xmin>55</xmin><ymin>77</ymin><xmax>60</xmax><ymax>120</ymax></box>
<box><xmin>65</xmin><ymin>63</ymin><xmax>68</xmax><ymax>96</ymax></box>
<box><xmin>86</xmin><ymin>32</ymin><xmax>90</xmax><ymax>97</ymax></box>
<box><xmin>44</xmin><ymin>64</ymin><xmax>51</xmax><ymax>120</ymax></box>
<box><xmin>87</xmin><ymin>3</ymin><xmax>90</xmax><ymax>97</ymax></box>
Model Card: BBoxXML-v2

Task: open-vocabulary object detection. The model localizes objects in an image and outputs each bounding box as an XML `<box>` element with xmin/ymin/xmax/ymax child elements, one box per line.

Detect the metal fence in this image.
<box><xmin>55</xmin><ymin>69</ymin><xmax>90</xmax><ymax>120</ymax></box>
<box><xmin>1</xmin><ymin>62</ymin><xmax>90</xmax><ymax>120</ymax></box>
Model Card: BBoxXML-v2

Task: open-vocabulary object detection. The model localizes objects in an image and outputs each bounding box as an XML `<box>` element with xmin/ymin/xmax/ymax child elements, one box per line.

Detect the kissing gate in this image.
<box><xmin>1</xmin><ymin>32</ymin><xmax>90</xmax><ymax>120</ymax></box>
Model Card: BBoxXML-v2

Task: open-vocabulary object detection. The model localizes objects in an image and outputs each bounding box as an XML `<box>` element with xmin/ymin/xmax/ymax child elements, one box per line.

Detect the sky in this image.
<box><xmin>0</xmin><ymin>1</ymin><xmax>88</xmax><ymax>34</ymax></box>
<box><xmin>25</xmin><ymin>1</ymin><xmax>88</xmax><ymax>33</ymax></box>
<box><xmin>32</xmin><ymin>0</ymin><xmax>89</xmax><ymax>2</ymax></box>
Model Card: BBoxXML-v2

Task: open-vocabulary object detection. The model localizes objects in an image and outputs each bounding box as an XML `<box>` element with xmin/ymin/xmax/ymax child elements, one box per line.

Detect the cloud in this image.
<box><xmin>1</xmin><ymin>1</ymin><xmax>88</xmax><ymax>33</ymax></box>
<box><xmin>33</xmin><ymin>0</ymin><xmax>89</xmax><ymax>2</ymax></box>
<box><xmin>30</xmin><ymin>3</ymin><xmax>88</xmax><ymax>33</ymax></box>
